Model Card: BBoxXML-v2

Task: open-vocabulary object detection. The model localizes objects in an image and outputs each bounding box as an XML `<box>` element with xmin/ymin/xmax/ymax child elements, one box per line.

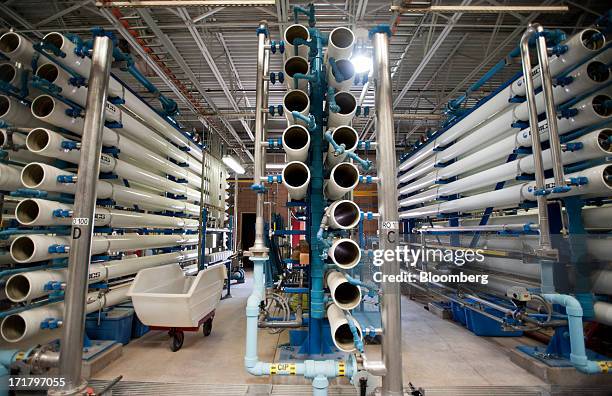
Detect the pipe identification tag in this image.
<box><xmin>269</xmin><ymin>363</ymin><xmax>297</xmax><ymax>375</ymax></box>
<box><xmin>72</xmin><ymin>217</ymin><xmax>89</xmax><ymax>225</ymax></box>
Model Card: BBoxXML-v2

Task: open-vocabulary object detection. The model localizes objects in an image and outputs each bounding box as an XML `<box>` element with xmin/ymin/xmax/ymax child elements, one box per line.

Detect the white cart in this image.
<box><xmin>128</xmin><ymin>263</ymin><xmax>226</xmax><ymax>351</ymax></box>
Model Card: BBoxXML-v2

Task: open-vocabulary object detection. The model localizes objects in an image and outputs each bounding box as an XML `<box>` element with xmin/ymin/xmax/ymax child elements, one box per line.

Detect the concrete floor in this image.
<box><xmin>95</xmin><ymin>275</ymin><xmax>547</xmax><ymax>389</ymax></box>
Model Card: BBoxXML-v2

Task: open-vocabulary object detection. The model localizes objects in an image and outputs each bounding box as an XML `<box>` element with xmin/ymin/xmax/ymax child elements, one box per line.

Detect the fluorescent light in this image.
<box><xmin>222</xmin><ymin>155</ymin><xmax>245</xmax><ymax>174</ymax></box>
<box><xmin>351</xmin><ymin>54</ymin><xmax>372</xmax><ymax>74</ymax></box>
<box><xmin>266</xmin><ymin>163</ymin><xmax>285</xmax><ymax>170</ymax></box>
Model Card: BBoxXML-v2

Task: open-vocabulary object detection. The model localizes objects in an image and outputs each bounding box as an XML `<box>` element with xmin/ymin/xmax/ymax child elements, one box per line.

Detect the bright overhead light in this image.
<box><xmin>222</xmin><ymin>155</ymin><xmax>245</xmax><ymax>174</ymax></box>
<box><xmin>351</xmin><ymin>54</ymin><xmax>372</xmax><ymax>74</ymax></box>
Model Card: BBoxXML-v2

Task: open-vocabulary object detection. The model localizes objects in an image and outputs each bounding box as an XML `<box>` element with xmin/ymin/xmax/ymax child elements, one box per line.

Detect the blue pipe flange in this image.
<box><xmin>560</xmin><ymin>108</ymin><xmax>579</xmax><ymax>118</ymax></box>
<box><xmin>563</xmin><ymin>142</ymin><xmax>583</xmax><ymax>151</ymax></box>
<box><xmin>568</xmin><ymin>176</ymin><xmax>588</xmax><ymax>186</ymax></box>
<box><xmin>44</xmin><ymin>281</ymin><xmax>64</xmax><ymax>291</ymax></box>
<box><xmin>267</xmin><ymin>175</ymin><xmax>282</xmax><ymax>183</ymax></box>
<box><xmin>368</xmin><ymin>24</ymin><xmax>392</xmax><ymax>39</ymax></box>
<box><xmin>57</xmin><ymin>175</ymin><xmax>76</xmax><ymax>183</ymax></box>
<box><xmin>52</xmin><ymin>209</ymin><xmax>72</xmax><ymax>218</ymax></box>
<box><xmin>251</xmin><ymin>183</ymin><xmax>266</xmax><ymax>193</ymax></box>
<box><xmin>256</xmin><ymin>25</ymin><xmax>269</xmax><ymax>37</ymax></box>
<box><xmin>40</xmin><ymin>318</ymin><xmax>61</xmax><ymax>329</ymax></box>
<box><xmin>48</xmin><ymin>244</ymin><xmax>68</xmax><ymax>254</ymax></box>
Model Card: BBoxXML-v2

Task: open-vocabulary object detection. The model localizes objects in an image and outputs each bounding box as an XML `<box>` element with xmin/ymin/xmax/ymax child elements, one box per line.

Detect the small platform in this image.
<box><xmin>510</xmin><ymin>347</ymin><xmax>612</xmax><ymax>388</ymax></box>
<box><xmin>82</xmin><ymin>342</ymin><xmax>123</xmax><ymax>379</ymax></box>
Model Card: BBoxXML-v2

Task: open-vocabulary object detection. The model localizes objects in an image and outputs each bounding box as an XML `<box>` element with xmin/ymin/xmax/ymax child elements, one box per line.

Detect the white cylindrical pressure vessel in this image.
<box><xmin>326</xmin><ymin>27</ymin><xmax>355</xmax><ymax>61</ymax></box>
<box><xmin>0</xmin><ymin>62</ymin><xmax>23</xmax><ymax>86</ymax></box>
<box><xmin>0</xmin><ymin>32</ymin><xmax>35</xmax><ymax>65</ymax></box>
<box><xmin>327</xmin><ymin>91</ymin><xmax>357</xmax><ymax>128</ymax></box>
<box><xmin>35</xmin><ymin>63</ymin><xmax>88</xmax><ymax>106</ymax></box>
<box><xmin>326</xmin><ymin>271</ymin><xmax>362</xmax><ymax>310</ymax></box>
<box><xmin>327</xmin><ymin>59</ymin><xmax>355</xmax><ymax>92</ymax></box>
<box><xmin>326</xmin><ymin>126</ymin><xmax>359</xmax><ymax>166</ymax></box>
<box><xmin>329</xmin><ymin>238</ymin><xmax>361</xmax><ymax>269</ymax></box>
<box><xmin>327</xmin><ymin>303</ymin><xmax>362</xmax><ymax>352</ymax></box>
<box><xmin>328</xmin><ymin>200</ymin><xmax>360</xmax><ymax>229</ymax></box>
<box><xmin>325</xmin><ymin>162</ymin><xmax>359</xmax><ymax>200</ymax></box>
<box><xmin>282</xmin><ymin>161</ymin><xmax>311</xmax><ymax>200</ymax></box>
<box><xmin>0</xmin><ymin>95</ymin><xmax>48</xmax><ymax>128</ymax></box>
<box><xmin>10</xmin><ymin>233</ymin><xmax>197</xmax><ymax>264</ymax></box>
<box><xmin>284</xmin><ymin>24</ymin><xmax>310</xmax><ymax>60</ymax></box>
<box><xmin>15</xmin><ymin>198</ymin><xmax>199</xmax><ymax>229</ymax></box>
<box><xmin>282</xmin><ymin>125</ymin><xmax>311</xmax><ymax>162</ymax></box>
<box><xmin>284</xmin><ymin>56</ymin><xmax>309</xmax><ymax>92</ymax></box>
<box><xmin>0</xmin><ymin>162</ymin><xmax>23</xmax><ymax>191</ymax></box>
<box><xmin>5</xmin><ymin>249</ymin><xmax>197</xmax><ymax>303</ymax></box>
<box><xmin>283</xmin><ymin>90</ymin><xmax>311</xmax><ymax>126</ymax></box>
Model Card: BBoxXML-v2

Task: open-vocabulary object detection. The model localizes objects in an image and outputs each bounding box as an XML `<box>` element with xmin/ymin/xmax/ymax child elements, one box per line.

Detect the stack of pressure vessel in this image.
<box><xmin>396</xmin><ymin>28</ymin><xmax>612</xmax><ymax>324</ymax></box>
<box><xmin>280</xmin><ymin>24</ymin><xmax>366</xmax><ymax>352</ymax></box>
<box><xmin>0</xmin><ymin>31</ymin><xmax>228</xmax><ymax>348</ymax></box>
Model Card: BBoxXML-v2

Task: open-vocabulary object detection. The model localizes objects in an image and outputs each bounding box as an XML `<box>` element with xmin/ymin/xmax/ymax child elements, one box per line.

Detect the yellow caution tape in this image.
<box><xmin>338</xmin><ymin>361</ymin><xmax>346</xmax><ymax>376</ymax></box>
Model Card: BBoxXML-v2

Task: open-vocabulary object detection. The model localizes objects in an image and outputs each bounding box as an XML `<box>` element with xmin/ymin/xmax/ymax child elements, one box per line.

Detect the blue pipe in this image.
<box><xmin>344</xmin><ymin>313</ymin><xmax>364</xmax><ymax>353</ymax></box>
<box><xmin>324</xmin><ymin>130</ymin><xmax>345</xmax><ymax>155</ymax></box>
<box><xmin>542</xmin><ymin>293</ymin><xmax>612</xmax><ymax>374</ymax></box>
<box><xmin>291</xmin><ymin>111</ymin><xmax>316</xmax><ymax>130</ymax></box>
<box><xmin>326</xmin><ymin>87</ymin><xmax>340</xmax><ymax>113</ymax></box>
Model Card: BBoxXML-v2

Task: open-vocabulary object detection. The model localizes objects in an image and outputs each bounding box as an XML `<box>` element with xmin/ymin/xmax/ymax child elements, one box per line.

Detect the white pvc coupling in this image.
<box><xmin>327</xmin><ymin>200</ymin><xmax>360</xmax><ymax>229</ymax></box>
<box><xmin>326</xmin><ymin>125</ymin><xmax>359</xmax><ymax>166</ymax></box>
<box><xmin>325</xmin><ymin>162</ymin><xmax>359</xmax><ymax>200</ymax></box>
<box><xmin>328</xmin><ymin>238</ymin><xmax>361</xmax><ymax>269</ymax></box>
<box><xmin>282</xmin><ymin>161</ymin><xmax>311</xmax><ymax>201</ymax></box>
<box><xmin>284</xmin><ymin>24</ymin><xmax>310</xmax><ymax>60</ymax></box>
<box><xmin>282</xmin><ymin>124</ymin><xmax>311</xmax><ymax>162</ymax></box>
<box><xmin>284</xmin><ymin>56</ymin><xmax>309</xmax><ymax>92</ymax></box>
<box><xmin>327</xmin><ymin>59</ymin><xmax>355</xmax><ymax>92</ymax></box>
<box><xmin>0</xmin><ymin>32</ymin><xmax>35</xmax><ymax>65</ymax></box>
<box><xmin>326</xmin><ymin>271</ymin><xmax>362</xmax><ymax>310</ymax></box>
<box><xmin>327</xmin><ymin>91</ymin><xmax>357</xmax><ymax>128</ymax></box>
<box><xmin>283</xmin><ymin>90</ymin><xmax>310</xmax><ymax>126</ymax></box>
<box><xmin>326</xmin><ymin>27</ymin><xmax>355</xmax><ymax>61</ymax></box>
<box><xmin>327</xmin><ymin>303</ymin><xmax>362</xmax><ymax>352</ymax></box>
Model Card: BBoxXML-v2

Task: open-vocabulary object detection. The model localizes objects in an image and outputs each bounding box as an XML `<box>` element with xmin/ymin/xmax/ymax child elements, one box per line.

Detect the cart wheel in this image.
<box><xmin>203</xmin><ymin>318</ymin><xmax>213</xmax><ymax>337</ymax></box>
<box><xmin>170</xmin><ymin>330</ymin><xmax>184</xmax><ymax>352</ymax></box>
<box><xmin>237</xmin><ymin>268</ymin><xmax>246</xmax><ymax>283</ymax></box>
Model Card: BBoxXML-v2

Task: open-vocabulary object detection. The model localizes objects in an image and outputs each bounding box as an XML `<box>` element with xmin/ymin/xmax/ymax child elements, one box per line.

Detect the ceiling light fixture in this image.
<box><xmin>222</xmin><ymin>155</ymin><xmax>245</xmax><ymax>174</ymax></box>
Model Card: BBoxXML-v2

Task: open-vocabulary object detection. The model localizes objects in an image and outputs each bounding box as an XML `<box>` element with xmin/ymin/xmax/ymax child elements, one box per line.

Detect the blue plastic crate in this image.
<box><xmin>450</xmin><ymin>301</ymin><xmax>467</xmax><ymax>326</ymax></box>
<box><xmin>86</xmin><ymin>308</ymin><xmax>134</xmax><ymax>345</ymax></box>
<box><xmin>465</xmin><ymin>307</ymin><xmax>523</xmax><ymax>337</ymax></box>
<box><xmin>131</xmin><ymin>314</ymin><xmax>149</xmax><ymax>338</ymax></box>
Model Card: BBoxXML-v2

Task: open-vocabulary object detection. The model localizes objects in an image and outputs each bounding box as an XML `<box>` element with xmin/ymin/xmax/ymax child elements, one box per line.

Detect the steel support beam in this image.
<box><xmin>52</xmin><ymin>36</ymin><xmax>113</xmax><ymax>396</ymax></box>
<box><xmin>34</xmin><ymin>0</ymin><xmax>93</xmax><ymax>27</ymax></box>
<box><xmin>391</xmin><ymin>5</ymin><xmax>568</xmax><ymax>14</ymax></box>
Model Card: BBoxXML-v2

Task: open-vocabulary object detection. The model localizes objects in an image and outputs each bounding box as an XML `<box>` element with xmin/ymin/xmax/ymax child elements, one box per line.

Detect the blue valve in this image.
<box><xmin>267</xmin><ymin>175</ymin><xmax>282</xmax><ymax>183</ymax></box>
<box><xmin>552</xmin><ymin>185</ymin><xmax>571</xmax><ymax>193</ymax></box>
<box><xmin>560</xmin><ymin>108</ymin><xmax>579</xmax><ymax>118</ymax></box>
<box><xmin>563</xmin><ymin>142</ymin><xmax>583</xmax><ymax>151</ymax></box>
<box><xmin>48</xmin><ymin>244</ymin><xmax>69</xmax><ymax>254</ymax></box>
<box><xmin>61</xmin><ymin>141</ymin><xmax>80</xmax><ymax>150</ymax></box>
<box><xmin>57</xmin><ymin>175</ymin><xmax>76</xmax><ymax>183</ymax></box>
<box><xmin>251</xmin><ymin>183</ymin><xmax>266</xmax><ymax>193</ymax></box>
<box><xmin>568</xmin><ymin>176</ymin><xmax>588</xmax><ymax>186</ymax></box>
<box><xmin>40</xmin><ymin>318</ymin><xmax>61</xmax><ymax>330</ymax></box>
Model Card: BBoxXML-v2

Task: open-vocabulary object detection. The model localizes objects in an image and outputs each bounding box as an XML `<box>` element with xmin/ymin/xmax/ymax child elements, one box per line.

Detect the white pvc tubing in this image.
<box><xmin>30</xmin><ymin>95</ymin><xmax>201</xmax><ymax>188</ymax></box>
<box><xmin>282</xmin><ymin>124</ymin><xmax>310</xmax><ymax>162</ymax></box>
<box><xmin>327</xmin><ymin>200</ymin><xmax>360</xmax><ymax>230</ymax></box>
<box><xmin>283</xmin><ymin>24</ymin><xmax>310</xmax><ymax>60</ymax></box>
<box><xmin>15</xmin><ymin>198</ymin><xmax>199</xmax><ymax>228</ymax></box>
<box><xmin>10</xmin><ymin>233</ymin><xmax>197</xmax><ymax>264</ymax></box>
<box><xmin>329</xmin><ymin>238</ymin><xmax>361</xmax><ymax>269</ymax></box>
<box><xmin>327</xmin><ymin>59</ymin><xmax>355</xmax><ymax>92</ymax></box>
<box><xmin>282</xmin><ymin>161</ymin><xmax>310</xmax><ymax>200</ymax></box>
<box><xmin>283</xmin><ymin>90</ymin><xmax>310</xmax><ymax>126</ymax></box>
<box><xmin>26</xmin><ymin>128</ymin><xmax>200</xmax><ymax>201</ymax></box>
<box><xmin>41</xmin><ymin>32</ymin><xmax>203</xmax><ymax>162</ymax></box>
<box><xmin>512</xmin><ymin>28</ymin><xmax>606</xmax><ymax>96</ymax></box>
<box><xmin>284</xmin><ymin>56</ymin><xmax>309</xmax><ymax>92</ymax></box>
<box><xmin>326</xmin><ymin>270</ymin><xmax>362</xmax><ymax>311</ymax></box>
<box><xmin>21</xmin><ymin>163</ymin><xmax>200</xmax><ymax>215</ymax></box>
<box><xmin>0</xmin><ymin>129</ymin><xmax>52</xmax><ymax>165</ymax></box>
<box><xmin>0</xmin><ymin>32</ymin><xmax>35</xmax><ymax>65</ymax></box>
<box><xmin>399</xmin><ymin>164</ymin><xmax>612</xmax><ymax>219</ymax></box>
<box><xmin>399</xmin><ymin>29</ymin><xmax>606</xmax><ymax>171</ymax></box>
<box><xmin>594</xmin><ymin>302</ymin><xmax>612</xmax><ymax>327</ymax></box>
<box><xmin>326</xmin><ymin>125</ymin><xmax>358</xmax><ymax>166</ymax></box>
<box><xmin>325</xmin><ymin>162</ymin><xmax>359</xmax><ymax>200</ymax></box>
<box><xmin>33</xmin><ymin>63</ymin><xmax>202</xmax><ymax>172</ymax></box>
<box><xmin>327</xmin><ymin>91</ymin><xmax>357</xmax><ymax>128</ymax></box>
<box><xmin>0</xmin><ymin>284</ymin><xmax>130</xmax><ymax>343</ymax></box>
<box><xmin>0</xmin><ymin>95</ymin><xmax>48</xmax><ymax>128</ymax></box>
<box><xmin>5</xmin><ymin>249</ymin><xmax>197</xmax><ymax>303</ymax></box>
<box><xmin>399</xmin><ymin>92</ymin><xmax>612</xmax><ymax>194</ymax></box>
<box><xmin>327</xmin><ymin>303</ymin><xmax>362</xmax><ymax>353</ymax></box>
<box><xmin>326</xmin><ymin>27</ymin><xmax>355</xmax><ymax>61</ymax></box>
<box><xmin>400</xmin><ymin>129</ymin><xmax>611</xmax><ymax>207</ymax></box>
<box><xmin>0</xmin><ymin>162</ymin><xmax>23</xmax><ymax>191</ymax></box>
